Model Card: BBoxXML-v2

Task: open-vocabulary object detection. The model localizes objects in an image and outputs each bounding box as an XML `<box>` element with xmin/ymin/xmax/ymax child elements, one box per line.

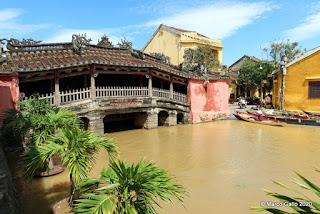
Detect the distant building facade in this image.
<box><xmin>272</xmin><ymin>46</ymin><xmax>320</xmax><ymax>111</ymax></box>
<box><xmin>228</xmin><ymin>55</ymin><xmax>261</xmax><ymax>100</ymax></box>
<box><xmin>142</xmin><ymin>24</ymin><xmax>223</xmax><ymax>70</ymax></box>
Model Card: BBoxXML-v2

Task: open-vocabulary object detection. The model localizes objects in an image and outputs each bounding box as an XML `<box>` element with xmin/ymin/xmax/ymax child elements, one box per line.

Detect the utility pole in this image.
<box><xmin>280</xmin><ymin>56</ymin><xmax>288</xmax><ymax>110</ymax></box>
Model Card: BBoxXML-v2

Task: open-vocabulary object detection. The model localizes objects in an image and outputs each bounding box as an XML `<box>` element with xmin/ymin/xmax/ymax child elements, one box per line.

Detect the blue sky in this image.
<box><xmin>1</xmin><ymin>0</ymin><xmax>320</xmax><ymax>66</ymax></box>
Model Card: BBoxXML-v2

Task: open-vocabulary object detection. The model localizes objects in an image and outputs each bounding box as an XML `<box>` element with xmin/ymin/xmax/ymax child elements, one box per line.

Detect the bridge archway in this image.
<box><xmin>103</xmin><ymin>112</ymin><xmax>147</xmax><ymax>133</ymax></box>
<box><xmin>158</xmin><ymin>110</ymin><xmax>169</xmax><ymax>126</ymax></box>
<box><xmin>177</xmin><ymin>113</ymin><xmax>184</xmax><ymax>124</ymax></box>
<box><xmin>80</xmin><ymin>117</ymin><xmax>90</xmax><ymax>130</ymax></box>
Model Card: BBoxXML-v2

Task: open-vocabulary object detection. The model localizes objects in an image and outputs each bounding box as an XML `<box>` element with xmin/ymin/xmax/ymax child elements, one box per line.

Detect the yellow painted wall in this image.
<box><xmin>143</xmin><ymin>26</ymin><xmax>223</xmax><ymax>67</ymax></box>
<box><xmin>229</xmin><ymin>83</ymin><xmax>237</xmax><ymax>100</ymax></box>
<box><xmin>273</xmin><ymin>74</ymin><xmax>281</xmax><ymax>108</ymax></box>
<box><xmin>143</xmin><ymin>30</ymin><xmax>180</xmax><ymax>65</ymax></box>
<box><xmin>250</xmin><ymin>86</ymin><xmax>259</xmax><ymax>97</ymax></box>
<box><xmin>273</xmin><ymin>50</ymin><xmax>320</xmax><ymax>111</ymax></box>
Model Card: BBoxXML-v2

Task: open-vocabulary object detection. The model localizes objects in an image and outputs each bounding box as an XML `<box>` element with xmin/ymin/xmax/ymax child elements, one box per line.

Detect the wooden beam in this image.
<box><xmin>170</xmin><ymin>77</ymin><xmax>173</xmax><ymax>99</ymax></box>
<box><xmin>151</xmin><ymin>73</ymin><xmax>171</xmax><ymax>81</ymax></box>
<box><xmin>95</xmin><ymin>70</ymin><xmax>148</xmax><ymax>75</ymax></box>
<box><xmin>59</xmin><ymin>70</ymin><xmax>90</xmax><ymax>79</ymax></box>
<box><xmin>54</xmin><ymin>71</ymin><xmax>60</xmax><ymax>106</ymax></box>
<box><xmin>90</xmin><ymin>66</ymin><xmax>96</xmax><ymax>100</ymax></box>
<box><xmin>19</xmin><ymin>75</ymin><xmax>54</xmax><ymax>83</ymax></box>
<box><xmin>172</xmin><ymin>79</ymin><xmax>187</xmax><ymax>85</ymax></box>
<box><xmin>148</xmin><ymin>70</ymin><xmax>152</xmax><ymax>97</ymax></box>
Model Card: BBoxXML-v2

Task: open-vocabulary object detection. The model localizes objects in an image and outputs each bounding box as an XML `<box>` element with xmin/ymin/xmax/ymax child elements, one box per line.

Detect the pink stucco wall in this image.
<box><xmin>0</xmin><ymin>74</ymin><xmax>19</xmax><ymax>125</ymax></box>
<box><xmin>187</xmin><ymin>79</ymin><xmax>230</xmax><ymax>123</ymax></box>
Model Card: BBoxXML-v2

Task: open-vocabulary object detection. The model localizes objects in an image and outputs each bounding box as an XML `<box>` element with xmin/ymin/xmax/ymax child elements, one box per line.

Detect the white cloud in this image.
<box><xmin>284</xmin><ymin>3</ymin><xmax>320</xmax><ymax>41</ymax></box>
<box><xmin>0</xmin><ymin>8</ymin><xmax>22</xmax><ymax>22</ymax></box>
<box><xmin>0</xmin><ymin>8</ymin><xmax>50</xmax><ymax>36</ymax></box>
<box><xmin>144</xmin><ymin>1</ymin><xmax>276</xmax><ymax>39</ymax></box>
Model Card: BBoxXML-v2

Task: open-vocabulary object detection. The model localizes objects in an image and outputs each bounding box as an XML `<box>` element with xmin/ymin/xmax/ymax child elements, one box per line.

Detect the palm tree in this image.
<box><xmin>0</xmin><ymin>94</ymin><xmax>53</xmax><ymax>148</ymax></box>
<box><xmin>250</xmin><ymin>168</ymin><xmax>320</xmax><ymax>213</ymax></box>
<box><xmin>30</xmin><ymin>108</ymin><xmax>80</xmax><ymax>171</ymax></box>
<box><xmin>19</xmin><ymin>126</ymin><xmax>118</xmax><ymax>203</ymax></box>
<box><xmin>73</xmin><ymin>159</ymin><xmax>189</xmax><ymax>214</ymax></box>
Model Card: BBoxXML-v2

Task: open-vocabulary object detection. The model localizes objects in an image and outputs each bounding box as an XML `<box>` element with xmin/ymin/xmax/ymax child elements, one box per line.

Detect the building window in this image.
<box><xmin>309</xmin><ymin>81</ymin><xmax>320</xmax><ymax>98</ymax></box>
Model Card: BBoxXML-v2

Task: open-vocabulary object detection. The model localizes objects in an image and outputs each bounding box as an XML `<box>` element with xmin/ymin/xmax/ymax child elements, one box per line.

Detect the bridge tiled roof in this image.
<box><xmin>0</xmin><ymin>42</ymin><xmax>228</xmax><ymax>81</ymax></box>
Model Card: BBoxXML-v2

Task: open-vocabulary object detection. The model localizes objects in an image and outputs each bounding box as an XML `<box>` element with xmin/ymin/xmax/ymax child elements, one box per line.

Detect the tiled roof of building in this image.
<box><xmin>0</xmin><ymin>41</ymin><xmax>228</xmax><ymax>81</ymax></box>
<box><xmin>229</xmin><ymin>55</ymin><xmax>261</xmax><ymax>70</ymax></box>
<box><xmin>166</xmin><ymin>25</ymin><xmax>210</xmax><ymax>39</ymax></box>
<box><xmin>227</xmin><ymin>71</ymin><xmax>239</xmax><ymax>81</ymax></box>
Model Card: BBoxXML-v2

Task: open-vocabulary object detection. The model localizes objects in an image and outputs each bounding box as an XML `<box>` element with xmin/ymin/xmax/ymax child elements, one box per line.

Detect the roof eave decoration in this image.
<box><xmin>97</xmin><ymin>34</ymin><xmax>114</xmax><ymax>48</ymax></box>
<box><xmin>72</xmin><ymin>34</ymin><xmax>92</xmax><ymax>56</ymax></box>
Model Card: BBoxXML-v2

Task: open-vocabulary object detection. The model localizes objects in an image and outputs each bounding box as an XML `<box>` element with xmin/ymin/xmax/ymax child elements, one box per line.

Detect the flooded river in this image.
<box><xmin>10</xmin><ymin>120</ymin><xmax>320</xmax><ymax>213</ymax></box>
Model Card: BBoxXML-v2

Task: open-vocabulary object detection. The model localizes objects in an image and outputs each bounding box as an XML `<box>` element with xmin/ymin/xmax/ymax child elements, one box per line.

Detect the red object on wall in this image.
<box><xmin>0</xmin><ymin>74</ymin><xmax>19</xmax><ymax>125</ymax></box>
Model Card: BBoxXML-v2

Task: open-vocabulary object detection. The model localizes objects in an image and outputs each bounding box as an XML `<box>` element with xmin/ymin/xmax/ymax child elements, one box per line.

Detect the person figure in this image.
<box><xmin>256</xmin><ymin>110</ymin><xmax>264</xmax><ymax>121</ymax></box>
<box><xmin>264</xmin><ymin>94</ymin><xmax>272</xmax><ymax>106</ymax></box>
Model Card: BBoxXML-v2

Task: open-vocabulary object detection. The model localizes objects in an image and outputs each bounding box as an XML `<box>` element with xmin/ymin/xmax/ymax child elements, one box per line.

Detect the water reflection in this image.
<box><xmin>12</xmin><ymin>120</ymin><xmax>320</xmax><ymax>214</ymax></box>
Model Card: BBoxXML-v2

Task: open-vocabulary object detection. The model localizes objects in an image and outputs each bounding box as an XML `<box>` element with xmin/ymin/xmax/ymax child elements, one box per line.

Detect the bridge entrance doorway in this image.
<box><xmin>177</xmin><ymin>113</ymin><xmax>184</xmax><ymax>124</ymax></box>
<box><xmin>103</xmin><ymin>113</ymin><xmax>143</xmax><ymax>133</ymax></box>
<box><xmin>158</xmin><ymin>111</ymin><xmax>169</xmax><ymax>126</ymax></box>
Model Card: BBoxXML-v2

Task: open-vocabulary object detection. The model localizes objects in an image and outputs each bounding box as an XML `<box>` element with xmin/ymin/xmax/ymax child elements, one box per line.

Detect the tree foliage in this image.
<box><xmin>263</xmin><ymin>39</ymin><xmax>305</xmax><ymax>64</ymax></box>
<box><xmin>183</xmin><ymin>45</ymin><xmax>220</xmax><ymax>71</ymax></box>
<box><xmin>251</xmin><ymin>168</ymin><xmax>320</xmax><ymax>213</ymax></box>
<box><xmin>74</xmin><ymin>159</ymin><xmax>189</xmax><ymax>214</ymax></box>
<box><xmin>238</xmin><ymin>61</ymin><xmax>274</xmax><ymax>92</ymax></box>
<box><xmin>0</xmin><ymin>94</ymin><xmax>53</xmax><ymax>147</ymax></box>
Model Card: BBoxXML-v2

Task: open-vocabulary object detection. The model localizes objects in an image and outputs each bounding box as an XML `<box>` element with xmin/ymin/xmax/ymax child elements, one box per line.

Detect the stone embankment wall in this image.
<box><xmin>0</xmin><ymin>148</ymin><xmax>19</xmax><ymax>214</ymax></box>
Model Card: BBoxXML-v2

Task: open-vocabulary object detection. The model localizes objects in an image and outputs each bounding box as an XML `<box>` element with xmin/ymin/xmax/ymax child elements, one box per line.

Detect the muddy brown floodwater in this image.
<box><xmin>10</xmin><ymin>120</ymin><xmax>320</xmax><ymax>214</ymax></box>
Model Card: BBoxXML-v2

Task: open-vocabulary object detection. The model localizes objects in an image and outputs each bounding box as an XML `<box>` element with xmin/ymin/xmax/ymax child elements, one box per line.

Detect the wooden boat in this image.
<box><xmin>302</xmin><ymin>109</ymin><xmax>320</xmax><ymax>117</ymax></box>
<box><xmin>248</xmin><ymin>109</ymin><xmax>309</xmax><ymax>119</ymax></box>
<box><xmin>263</xmin><ymin>114</ymin><xmax>320</xmax><ymax>126</ymax></box>
<box><xmin>234</xmin><ymin>111</ymin><xmax>284</xmax><ymax>126</ymax></box>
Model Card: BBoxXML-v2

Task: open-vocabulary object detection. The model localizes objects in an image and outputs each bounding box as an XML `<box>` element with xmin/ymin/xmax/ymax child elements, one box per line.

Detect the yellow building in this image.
<box><xmin>228</xmin><ymin>55</ymin><xmax>261</xmax><ymax>100</ymax></box>
<box><xmin>272</xmin><ymin>46</ymin><xmax>320</xmax><ymax>111</ymax></box>
<box><xmin>142</xmin><ymin>24</ymin><xmax>223</xmax><ymax>68</ymax></box>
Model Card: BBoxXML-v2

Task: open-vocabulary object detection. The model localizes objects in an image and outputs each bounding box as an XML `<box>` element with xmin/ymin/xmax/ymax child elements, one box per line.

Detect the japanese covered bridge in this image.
<box><xmin>0</xmin><ymin>35</ymin><xmax>230</xmax><ymax>134</ymax></box>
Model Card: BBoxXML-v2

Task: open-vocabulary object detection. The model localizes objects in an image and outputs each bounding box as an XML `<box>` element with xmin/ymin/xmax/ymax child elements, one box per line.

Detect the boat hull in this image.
<box><xmin>234</xmin><ymin>111</ymin><xmax>284</xmax><ymax>126</ymax></box>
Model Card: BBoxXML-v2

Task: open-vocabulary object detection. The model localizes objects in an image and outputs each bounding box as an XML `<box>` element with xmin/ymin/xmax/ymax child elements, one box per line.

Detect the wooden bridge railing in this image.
<box><xmin>96</xmin><ymin>86</ymin><xmax>149</xmax><ymax>98</ymax></box>
<box><xmin>22</xmin><ymin>92</ymin><xmax>55</xmax><ymax>105</ymax></box>
<box><xmin>22</xmin><ymin>86</ymin><xmax>188</xmax><ymax>106</ymax></box>
<box><xmin>173</xmin><ymin>91</ymin><xmax>188</xmax><ymax>103</ymax></box>
<box><xmin>152</xmin><ymin>88</ymin><xmax>170</xmax><ymax>99</ymax></box>
<box><xmin>60</xmin><ymin>88</ymin><xmax>91</xmax><ymax>104</ymax></box>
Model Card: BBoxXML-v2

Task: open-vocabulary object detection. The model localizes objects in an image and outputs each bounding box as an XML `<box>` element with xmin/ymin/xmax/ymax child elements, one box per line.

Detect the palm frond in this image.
<box><xmin>19</xmin><ymin>141</ymin><xmax>64</xmax><ymax>182</ymax></box>
<box><xmin>73</xmin><ymin>193</ymin><xmax>117</xmax><ymax>214</ymax></box>
<box><xmin>250</xmin><ymin>168</ymin><xmax>320</xmax><ymax>213</ymax></box>
<box><xmin>76</xmin><ymin>158</ymin><xmax>189</xmax><ymax>214</ymax></box>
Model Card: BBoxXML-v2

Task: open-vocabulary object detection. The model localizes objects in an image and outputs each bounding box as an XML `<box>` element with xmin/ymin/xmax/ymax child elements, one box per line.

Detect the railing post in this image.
<box><xmin>90</xmin><ymin>66</ymin><xmax>96</xmax><ymax>100</ymax></box>
<box><xmin>148</xmin><ymin>74</ymin><xmax>152</xmax><ymax>97</ymax></box>
<box><xmin>54</xmin><ymin>71</ymin><xmax>60</xmax><ymax>106</ymax></box>
<box><xmin>170</xmin><ymin>78</ymin><xmax>173</xmax><ymax>99</ymax></box>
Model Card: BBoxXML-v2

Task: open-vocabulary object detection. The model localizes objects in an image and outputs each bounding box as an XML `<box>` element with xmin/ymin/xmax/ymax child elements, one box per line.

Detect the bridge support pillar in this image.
<box><xmin>141</xmin><ymin>109</ymin><xmax>158</xmax><ymax>129</ymax></box>
<box><xmin>167</xmin><ymin>110</ymin><xmax>177</xmax><ymax>126</ymax></box>
<box><xmin>88</xmin><ymin>117</ymin><xmax>104</xmax><ymax>135</ymax></box>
